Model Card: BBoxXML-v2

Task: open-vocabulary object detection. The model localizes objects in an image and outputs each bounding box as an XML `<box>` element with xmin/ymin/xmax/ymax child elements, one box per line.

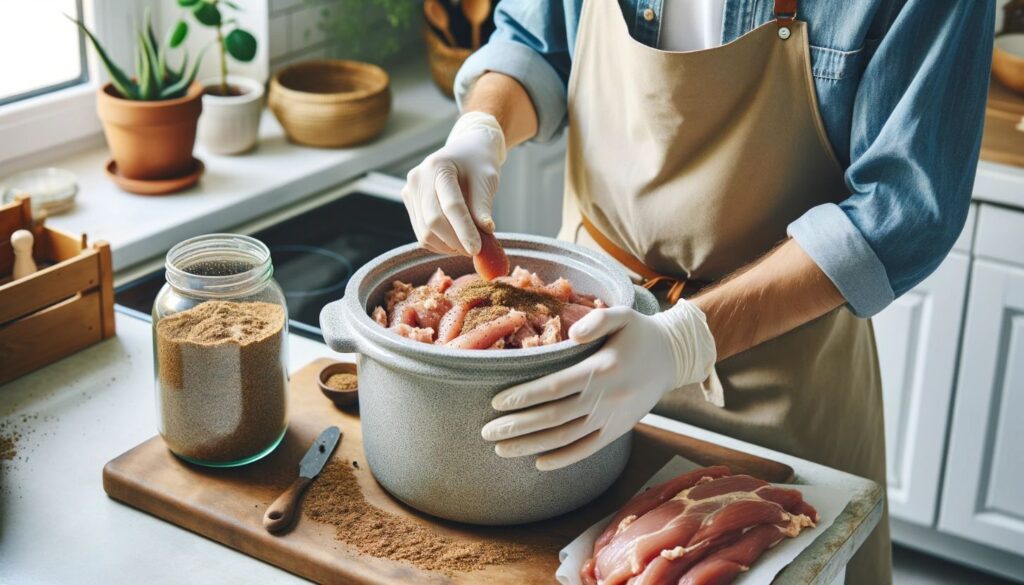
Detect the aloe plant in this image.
<box><xmin>70</xmin><ymin>10</ymin><xmax>206</xmax><ymax>100</ymax></box>
<box><xmin>177</xmin><ymin>0</ymin><xmax>258</xmax><ymax>97</ymax></box>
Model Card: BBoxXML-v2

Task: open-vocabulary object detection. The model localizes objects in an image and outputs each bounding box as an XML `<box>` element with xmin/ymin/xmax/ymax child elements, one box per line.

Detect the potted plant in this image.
<box><xmin>177</xmin><ymin>0</ymin><xmax>261</xmax><ymax>155</ymax></box>
<box><xmin>73</xmin><ymin>12</ymin><xmax>206</xmax><ymax>183</ymax></box>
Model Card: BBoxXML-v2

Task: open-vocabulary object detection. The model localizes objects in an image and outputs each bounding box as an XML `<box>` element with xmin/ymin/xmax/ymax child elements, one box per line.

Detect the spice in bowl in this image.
<box><xmin>317</xmin><ymin>362</ymin><xmax>359</xmax><ymax>407</ymax></box>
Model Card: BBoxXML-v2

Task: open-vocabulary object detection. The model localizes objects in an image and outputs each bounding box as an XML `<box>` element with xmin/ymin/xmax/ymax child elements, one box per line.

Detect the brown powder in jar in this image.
<box><xmin>325</xmin><ymin>373</ymin><xmax>358</xmax><ymax>391</ymax></box>
<box><xmin>305</xmin><ymin>460</ymin><xmax>535</xmax><ymax>573</ymax></box>
<box><xmin>456</xmin><ymin>280</ymin><xmax>563</xmax><ymax>314</ymax></box>
<box><xmin>156</xmin><ymin>300</ymin><xmax>287</xmax><ymax>463</ymax></box>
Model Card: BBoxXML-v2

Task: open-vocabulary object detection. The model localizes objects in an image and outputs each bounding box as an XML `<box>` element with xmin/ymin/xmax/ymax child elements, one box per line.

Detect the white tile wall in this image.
<box><xmin>268</xmin><ymin>0</ymin><xmax>337</xmax><ymax>71</ymax></box>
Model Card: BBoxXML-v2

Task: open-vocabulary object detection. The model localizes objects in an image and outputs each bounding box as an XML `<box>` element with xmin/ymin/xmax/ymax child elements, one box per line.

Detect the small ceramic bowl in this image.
<box><xmin>993</xmin><ymin>34</ymin><xmax>1024</xmax><ymax>95</ymax></box>
<box><xmin>317</xmin><ymin>361</ymin><xmax>359</xmax><ymax>407</ymax></box>
<box><xmin>1</xmin><ymin>167</ymin><xmax>78</xmax><ymax>214</ymax></box>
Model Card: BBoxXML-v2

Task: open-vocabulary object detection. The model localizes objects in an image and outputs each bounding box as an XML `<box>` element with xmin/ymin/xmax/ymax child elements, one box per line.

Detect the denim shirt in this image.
<box><xmin>454</xmin><ymin>0</ymin><xmax>995</xmax><ymax>317</ymax></box>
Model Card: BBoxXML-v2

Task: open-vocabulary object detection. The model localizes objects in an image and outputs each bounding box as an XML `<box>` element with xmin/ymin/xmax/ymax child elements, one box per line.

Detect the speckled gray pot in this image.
<box><xmin>320</xmin><ymin>233</ymin><xmax>659</xmax><ymax>525</ymax></box>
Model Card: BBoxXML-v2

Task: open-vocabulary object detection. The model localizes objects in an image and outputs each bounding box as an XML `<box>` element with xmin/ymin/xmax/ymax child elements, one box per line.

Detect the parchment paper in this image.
<box><xmin>556</xmin><ymin>456</ymin><xmax>851</xmax><ymax>585</ymax></box>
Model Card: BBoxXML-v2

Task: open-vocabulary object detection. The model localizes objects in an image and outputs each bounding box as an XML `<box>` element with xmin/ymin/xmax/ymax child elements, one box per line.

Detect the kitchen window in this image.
<box><xmin>0</xmin><ymin>0</ymin><xmax>88</xmax><ymax>107</ymax></box>
<box><xmin>0</xmin><ymin>1</ymin><xmax>144</xmax><ymax>169</ymax></box>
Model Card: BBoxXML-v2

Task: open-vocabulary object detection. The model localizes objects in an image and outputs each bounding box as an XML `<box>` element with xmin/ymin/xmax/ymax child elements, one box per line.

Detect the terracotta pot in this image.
<box><xmin>97</xmin><ymin>83</ymin><xmax>203</xmax><ymax>181</ymax></box>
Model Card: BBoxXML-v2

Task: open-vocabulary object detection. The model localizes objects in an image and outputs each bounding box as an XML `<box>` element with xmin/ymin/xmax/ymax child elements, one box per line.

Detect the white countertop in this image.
<box><xmin>44</xmin><ymin>56</ymin><xmax>457</xmax><ymax>272</ymax></box>
<box><xmin>0</xmin><ymin>311</ymin><xmax>880</xmax><ymax>585</ymax></box>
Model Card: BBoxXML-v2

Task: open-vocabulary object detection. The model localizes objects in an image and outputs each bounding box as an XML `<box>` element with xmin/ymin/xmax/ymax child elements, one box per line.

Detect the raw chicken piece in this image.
<box><xmin>585</xmin><ymin>469</ymin><xmax>818</xmax><ymax>585</ymax></box>
<box><xmin>593</xmin><ymin>466</ymin><xmax>732</xmax><ymax>555</ymax></box>
<box><xmin>385</xmin><ymin>281</ymin><xmax>414</xmax><ymax>313</ymax></box>
<box><xmin>522</xmin><ymin>316</ymin><xmax>562</xmax><ymax>347</ymax></box>
<box><xmin>388</xmin><ymin>301</ymin><xmax>418</xmax><ymax>327</ymax></box>
<box><xmin>371</xmin><ymin>306</ymin><xmax>388</xmax><ymax>327</ymax></box>
<box><xmin>559</xmin><ymin>303</ymin><xmax>594</xmax><ymax>334</ymax></box>
<box><xmin>447</xmin><ymin>310</ymin><xmax>527</xmax><ymax>350</ymax></box>
<box><xmin>436</xmin><ymin>299</ymin><xmax>485</xmax><ymax>344</ymax></box>
<box><xmin>391</xmin><ymin>324</ymin><xmax>435</xmax><ymax>343</ymax></box>
<box><xmin>389</xmin><ymin>286</ymin><xmax>452</xmax><ymax>331</ymax></box>
<box><xmin>473</xmin><ymin>230</ymin><xmax>510</xmax><ymax>281</ymax></box>
<box><xmin>427</xmin><ymin>268</ymin><xmax>453</xmax><ymax>293</ymax></box>
<box><xmin>677</xmin><ymin>524</ymin><xmax>785</xmax><ymax>585</ymax></box>
<box><xmin>501</xmin><ymin>266</ymin><xmax>546</xmax><ymax>289</ymax></box>
<box><xmin>446</xmin><ymin>274</ymin><xmax>482</xmax><ymax>299</ymax></box>
<box><xmin>508</xmin><ymin>322</ymin><xmax>540</xmax><ymax>348</ymax></box>
<box><xmin>542</xmin><ymin>277</ymin><xmax>574</xmax><ymax>301</ymax></box>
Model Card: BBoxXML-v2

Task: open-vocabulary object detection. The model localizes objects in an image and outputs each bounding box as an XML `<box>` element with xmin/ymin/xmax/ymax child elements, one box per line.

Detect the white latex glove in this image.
<box><xmin>401</xmin><ymin>111</ymin><xmax>507</xmax><ymax>256</ymax></box>
<box><xmin>481</xmin><ymin>301</ymin><xmax>717</xmax><ymax>471</ymax></box>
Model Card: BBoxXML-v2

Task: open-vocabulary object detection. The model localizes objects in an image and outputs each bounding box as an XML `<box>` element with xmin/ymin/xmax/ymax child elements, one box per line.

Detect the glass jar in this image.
<box><xmin>153</xmin><ymin>234</ymin><xmax>289</xmax><ymax>467</ymax></box>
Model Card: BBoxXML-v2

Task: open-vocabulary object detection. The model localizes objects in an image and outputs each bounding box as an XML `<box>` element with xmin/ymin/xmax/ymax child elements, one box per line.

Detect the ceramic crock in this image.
<box><xmin>320</xmin><ymin>234</ymin><xmax>659</xmax><ymax>525</ymax></box>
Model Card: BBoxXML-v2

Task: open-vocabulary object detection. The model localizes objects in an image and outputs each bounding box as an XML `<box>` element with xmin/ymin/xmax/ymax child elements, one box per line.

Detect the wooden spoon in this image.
<box><xmin>462</xmin><ymin>0</ymin><xmax>491</xmax><ymax>50</ymax></box>
<box><xmin>424</xmin><ymin>0</ymin><xmax>457</xmax><ymax>46</ymax></box>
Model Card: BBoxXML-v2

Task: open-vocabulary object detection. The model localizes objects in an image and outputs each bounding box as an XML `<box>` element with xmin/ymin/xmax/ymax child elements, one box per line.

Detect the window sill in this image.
<box><xmin>41</xmin><ymin>58</ymin><xmax>457</xmax><ymax>273</ymax></box>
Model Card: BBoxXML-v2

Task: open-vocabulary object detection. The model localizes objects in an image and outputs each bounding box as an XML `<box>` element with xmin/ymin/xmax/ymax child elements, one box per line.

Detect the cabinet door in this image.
<box><xmin>939</xmin><ymin>259</ymin><xmax>1024</xmax><ymax>555</ymax></box>
<box><xmin>872</xmin><ymin>251</ymin><xmax>970</xmax><ymax>526</ymax></box>
<box><xmin>493</xmin><ymin>136</ymin><xmax>567</xmax><ymax>237</ymax></box>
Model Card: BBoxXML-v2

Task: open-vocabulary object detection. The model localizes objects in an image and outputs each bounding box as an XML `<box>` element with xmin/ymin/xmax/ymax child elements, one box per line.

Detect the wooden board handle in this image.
<box><xmin>263</xmin><ymin>476</ymin><xmax>313</xmax><ymax>534</ymax></box>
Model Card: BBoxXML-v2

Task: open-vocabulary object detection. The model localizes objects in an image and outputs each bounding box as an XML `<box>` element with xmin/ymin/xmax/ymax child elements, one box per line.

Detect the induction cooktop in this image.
<box><xmin>115</xmin><ymin>191</ymin><xmax>417</xmax><ymax>339</ymax></box>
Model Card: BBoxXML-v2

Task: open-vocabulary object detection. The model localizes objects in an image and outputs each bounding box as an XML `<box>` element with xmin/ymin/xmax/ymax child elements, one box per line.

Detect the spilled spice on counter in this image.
<box><xmin>325</xmin><ymin>373</ymin><xmax>358</xmax><ymax>391</ymax></box>
<box><xmin>0</xmin><ymin>432</ymin><xmax>19</xmax><ymax>461</ymax></box>
<box><xmin>156</xmin><ymin>300</ymin><xmax>287</xmax><ymax>463</ymax></box>
<box><xmin>305</xmin><ymin>460</ymin><xmax>533</xmax><ymax>574</ymax></box>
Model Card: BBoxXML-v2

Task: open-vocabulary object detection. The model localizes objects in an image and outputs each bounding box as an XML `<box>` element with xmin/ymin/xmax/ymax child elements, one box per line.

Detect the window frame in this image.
<box><xmin>0</xmin><ymin>0</ymin><xmax>148</xmax><ymax>168</ymax></box>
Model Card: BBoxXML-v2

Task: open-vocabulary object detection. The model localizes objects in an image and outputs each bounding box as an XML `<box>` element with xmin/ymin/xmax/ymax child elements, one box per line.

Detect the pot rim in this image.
<box><xmin>199</xmin><ymin>75</ymin><xmax>266</xmax><ymax>104</ymax></box>
<box><xmin>98</xmin><ymin>81</ymin><xmax>203</xmax><ymax>107</ymax></box>
<box><xmin>325</xmin><ymin>233</ymin><xmax>636</xmax><ymax>372</ymax></box>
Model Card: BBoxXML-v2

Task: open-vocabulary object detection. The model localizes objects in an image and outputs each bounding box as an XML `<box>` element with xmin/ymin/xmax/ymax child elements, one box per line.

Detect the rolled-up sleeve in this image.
<box><xmin>788</xmin><ymin>0</ymin><xmax>994</xmax><ymax>317</ymax></box>
<box><xmin>454</xmin><ymin>1</ymin><xmax>576</xmax><ymax>142</ymax></box>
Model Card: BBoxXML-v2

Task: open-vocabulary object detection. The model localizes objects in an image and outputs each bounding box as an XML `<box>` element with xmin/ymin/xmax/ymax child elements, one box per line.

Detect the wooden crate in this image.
<box><xmin>0</xmin><ymin>196</ymin><xmax>115</xmax><ymax>385</ymax></box>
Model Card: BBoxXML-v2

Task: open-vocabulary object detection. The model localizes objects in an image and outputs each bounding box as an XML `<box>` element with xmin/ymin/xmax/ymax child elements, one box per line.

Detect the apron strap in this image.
<box><xmin>580</xmin><ymin>212</ymin><xmax>701</xmax><ymax>305</ymax></box>
<box><xmin>774</xmin><ymin>0</ymin><xmax>797</xmax><ymax>38</ymax></box>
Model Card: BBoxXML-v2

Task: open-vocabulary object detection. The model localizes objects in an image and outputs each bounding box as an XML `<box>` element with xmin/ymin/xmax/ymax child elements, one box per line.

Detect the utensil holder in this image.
<box><xmin>0</xmin><ymin>196</ymin><xmax>116</xmax><ymax>385</ymax></box>
<box><xmin>423</xmin><ymin>26</ymin><xmax>472</xmax><ymax>99</ymax></box>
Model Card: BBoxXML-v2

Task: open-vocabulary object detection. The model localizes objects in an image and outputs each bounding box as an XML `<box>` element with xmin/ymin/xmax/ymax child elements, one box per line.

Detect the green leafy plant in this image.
<box><xmin>310</xmin><ymin>0</ymin><xmax>418</xmax><ymax>62</ymax></box>
<box><xmin>176</xmin><ymin>0</ymin><xmax>258</xmax><ymax>96</ymax></box>
<box><xmin>70</xmin><ymin>10</ymin><xmax>206</xmax><ymax>101</ymax></box>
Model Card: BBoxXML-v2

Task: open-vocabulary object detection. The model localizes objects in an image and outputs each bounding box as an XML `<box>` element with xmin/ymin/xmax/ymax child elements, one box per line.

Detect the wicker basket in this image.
<box><xmin>423</xmin><ymin>26</ymin><xmax>472</xmax><ymax>99</ymax></box>
<box><xmin>268</xmin><ymin>60</ymin><xmax>391</xmax><ymax>148</ymax></box>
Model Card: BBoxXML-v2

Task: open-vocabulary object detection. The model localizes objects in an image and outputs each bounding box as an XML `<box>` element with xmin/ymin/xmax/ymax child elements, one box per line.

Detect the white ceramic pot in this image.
<box><xmin>197</xmin><ymin>76</ymin><xmax>264</xmax><ymax>155</ymax></box>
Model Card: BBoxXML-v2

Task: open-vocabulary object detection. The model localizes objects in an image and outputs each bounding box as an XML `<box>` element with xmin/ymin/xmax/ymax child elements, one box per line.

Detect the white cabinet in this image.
<box><xmin>939</xmin><ymin>206</ymin><xmax>1024</xmax><ymax>557</ymax></box>
<box><xmin>493</xmin><ymin>135</ymin><xmax>567</xmax><ymax>237</ymax></box>
<box><xmin>873</xmin><ymin>250</ymin><xmax>971</xmax><ymax>526</ymax></box>
<box><xmin>873</xmin><ymin>205</ymin><xmax>976</xmax><ymax>526</ymax></box>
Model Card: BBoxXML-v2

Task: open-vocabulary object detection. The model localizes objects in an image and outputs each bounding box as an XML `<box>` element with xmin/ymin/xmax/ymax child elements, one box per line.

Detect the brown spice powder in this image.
<box><xmin>462</xmin><ymin>305</ymin><xmax>511</xmax><ymax>333</ymax></box>
<box><xmin>456</xmin><ymin>280</ymin><xmax>563</xmax><ymax>314</ymax></box>
<box><xmin>0</xmin><ymin>432</ymin><xmax>19</xmax><ymax>461</ymax></box>
<box><xmin>325</xmin><ymin>373</ymin><xmax>358</xmax><ymax>391</ymax></box>
<box><xmin>156</xmin><ymin>300</ymin><xmax>287</xmax><ymax>463</ymax></box>
<box><xmin>305</xmin><ymin>460</ymin><xmax>534</xmax><ymax>574</ymax></box>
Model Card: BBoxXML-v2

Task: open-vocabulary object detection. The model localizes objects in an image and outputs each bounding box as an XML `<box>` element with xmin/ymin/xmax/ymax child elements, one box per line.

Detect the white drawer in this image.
<box><xmin>975</xmin><ymin>204</ymin><xmax>1024</xmax><ymax>266</ymax></box>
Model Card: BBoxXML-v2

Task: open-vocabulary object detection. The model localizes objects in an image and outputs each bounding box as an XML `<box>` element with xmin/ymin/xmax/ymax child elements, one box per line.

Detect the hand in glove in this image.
<box><xmin>481</xmin><ymin>300</ymin><xmax>717</xmax><ymax>471</ymax></box>
<box><xmin>401</xmin><ymin>111</ymin><xmax>507</xmax><ymax>256</ymax></box>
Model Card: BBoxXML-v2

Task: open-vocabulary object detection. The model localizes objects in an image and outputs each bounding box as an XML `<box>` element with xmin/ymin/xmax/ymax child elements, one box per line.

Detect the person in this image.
<box><xmin>400</xmin><ymin>1</ymin><xmax>994</xmax><ymax>582</ymax></box>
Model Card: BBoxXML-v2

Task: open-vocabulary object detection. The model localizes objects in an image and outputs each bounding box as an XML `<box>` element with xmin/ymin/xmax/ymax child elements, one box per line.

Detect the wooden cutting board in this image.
<box><xmin>103</xmin><ymin>358</ymin><xmax>793</xmax><ymax>585</ymax></box>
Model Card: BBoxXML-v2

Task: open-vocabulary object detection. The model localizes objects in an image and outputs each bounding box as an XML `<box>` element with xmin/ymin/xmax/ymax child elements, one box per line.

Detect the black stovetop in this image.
<box><xmin>115</xmin><ymin>192</ymin><xmax>416</xmax><ymax>339</ymax></box>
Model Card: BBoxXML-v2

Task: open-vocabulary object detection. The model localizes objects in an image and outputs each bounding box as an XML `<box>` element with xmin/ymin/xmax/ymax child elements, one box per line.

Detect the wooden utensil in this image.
<box><xmin>263</xmin><ymin>425</ymin><xmax>342</xmax><ymax>533</ymax></box>
<box><xmin>424</xmin><ymin>0</ymin><xmax>457</xmax><ymax>47</ymax></box>
<box><xmin>462</xmin><ymin>0</ymin><xmax>490</xmax><ymax>50</ymax></box>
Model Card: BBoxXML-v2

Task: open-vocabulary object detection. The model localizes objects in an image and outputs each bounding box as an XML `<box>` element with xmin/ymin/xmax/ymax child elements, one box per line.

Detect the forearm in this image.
<box><xmin>462</xmin><ymin>72</ymin><xmax>538</xmax><ymax>148</ymax></box>
<box><xmin>692</xmin><ymin>239</ymin><xmax>845</xmax><ymax>361</ymax></box>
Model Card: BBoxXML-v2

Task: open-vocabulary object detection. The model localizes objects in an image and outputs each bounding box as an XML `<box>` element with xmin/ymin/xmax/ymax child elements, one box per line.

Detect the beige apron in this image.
<box><xmin>557</xmin><ymin>1</ymin><xmax>891</xmax><ymax>582</ymax></box>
